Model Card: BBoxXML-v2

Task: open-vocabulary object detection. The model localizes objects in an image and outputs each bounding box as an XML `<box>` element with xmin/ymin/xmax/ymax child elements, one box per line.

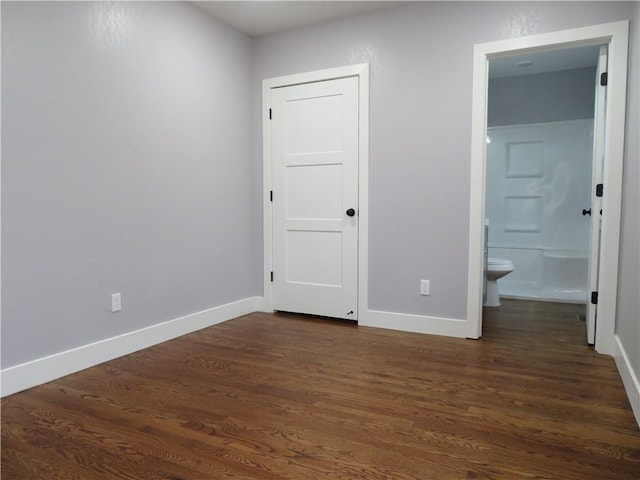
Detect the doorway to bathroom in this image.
<box><xmin>484</xmin><ymin>44</ymin><xmax>604</xmax><ymax>344</ymax></box>
<box><xmin>466</xmin><ymin>21</ymin><xmax>629</xmax><ymax>354</ymax></box>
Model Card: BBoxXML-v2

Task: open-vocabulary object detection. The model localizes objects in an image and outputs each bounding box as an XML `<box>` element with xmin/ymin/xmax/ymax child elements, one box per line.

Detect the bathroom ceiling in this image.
<box><xmin>490</xmin><ymin>45</ymin><xmax>602</xmax><ymax>78</ymax></box>
<box><xmin>192</xmin><ymin>1</ymin><xmax>407</xmax><ymax>37</ymax></box>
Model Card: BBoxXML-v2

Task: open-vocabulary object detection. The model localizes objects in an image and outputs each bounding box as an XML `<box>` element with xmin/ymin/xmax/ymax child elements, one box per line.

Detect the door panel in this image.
<box><xmin>286</xmin><ymin>164</ymin><xmax>342</xmax><ymax>218</ymax></box>
<box><xmin>587</xmin><ymin>45</ymin><xmax>608</xmax><ymax>345</ymax></box>
<box><xmin>286</xmin><ymin>231</ymin><xmax>343</xmax><ymax>286</ymax></box>
<box><xmin>285</xmin><ymin>94</ymin><xmax>344</xmax><ymax>154</ymax></box>
<box><xmin>271</xmin><ymin>76</ymin><xmax>359</xmax><ymax>320</ymax></box>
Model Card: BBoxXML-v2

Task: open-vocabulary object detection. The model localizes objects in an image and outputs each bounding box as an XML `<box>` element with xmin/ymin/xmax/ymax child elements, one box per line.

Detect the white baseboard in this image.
<box><xmin>253</xmin><ymin>296</ymin><xmax>273</xmax><ymax>313</ymax></box>
<box><xmin>361</xmin><ymin>310</ymin><xmax>469</xmax><ymax>338</ymax></box>
<box><xmin>1</xmin><ymin>296</ymin><xmax>263</xmax><ymax>398</ymax></box>
<box><xmin>614</xmin><ymin>335</ymin><xmax>640</xmax><ymax>428</ymax></box>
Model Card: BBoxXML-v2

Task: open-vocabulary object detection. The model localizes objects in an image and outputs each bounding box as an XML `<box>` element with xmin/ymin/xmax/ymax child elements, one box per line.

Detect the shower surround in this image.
<box><xmin>486</xmin><ymin>119</ymin><xmax>594</xmax><ymax>303</ymax></box>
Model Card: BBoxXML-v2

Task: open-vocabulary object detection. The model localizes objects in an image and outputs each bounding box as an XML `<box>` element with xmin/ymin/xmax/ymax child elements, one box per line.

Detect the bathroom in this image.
<box><xmin>484</xmin><ymin>46</ymin><xmax>602</xmax><ymax>310</ymax></box>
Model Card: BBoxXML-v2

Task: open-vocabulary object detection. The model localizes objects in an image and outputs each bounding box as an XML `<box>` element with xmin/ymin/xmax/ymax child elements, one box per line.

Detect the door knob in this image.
<box><xmin>346</xmin><ymin>208</ymin><xmax>356</xmax><ymax>217</ymax></box>
<box><xmin>582</xmin><ymin>208</ymin><xmax>592</xmax><ymax>216</ymax></box>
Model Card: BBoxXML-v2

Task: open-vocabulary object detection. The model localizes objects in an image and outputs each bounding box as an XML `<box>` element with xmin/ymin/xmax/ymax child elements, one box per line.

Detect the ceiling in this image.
<box><xmin>489</xmin><ymin>45</ymin><xmax>602</xmax><ymax>78</ymax></box>
<box><xmin>192</xmin><ymin>1</ymin><xmax>601</xmax><ymax>77</ymax></box>
<box><xmin>192</xmin><ymin>1</ymin><xmax>407</xmax><ymax>37</ymax></box>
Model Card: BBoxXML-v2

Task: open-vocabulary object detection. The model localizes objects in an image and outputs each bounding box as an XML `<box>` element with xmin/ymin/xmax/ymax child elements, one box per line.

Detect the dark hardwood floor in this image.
<box><xmin>2</xmin><ymin>299</ymin><xmax>639</xmax><ymax>479</ymax></box>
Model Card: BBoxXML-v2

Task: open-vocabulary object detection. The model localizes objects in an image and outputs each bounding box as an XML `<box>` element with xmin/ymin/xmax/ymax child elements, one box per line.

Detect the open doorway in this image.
<box><xmin>483</xmin><ymin>45</ymin><xmax>603</xmax><ymax>343</ymax></box>
<box><xmin>466</xmin><ymin>21</ymin><xmax>629</xmax><ymax>355</ymax></box>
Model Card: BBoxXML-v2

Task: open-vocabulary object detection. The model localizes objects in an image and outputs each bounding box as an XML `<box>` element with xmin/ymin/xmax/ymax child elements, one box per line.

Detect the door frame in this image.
<box><xmin>262</xmin><ymin>63</ymin><xmax>370</xmax><ymax>318</ymax></box>
<box><xmin>466</xmin><ymin>21</ymin><xmax>629</xmax><ymax>353</ymax></box>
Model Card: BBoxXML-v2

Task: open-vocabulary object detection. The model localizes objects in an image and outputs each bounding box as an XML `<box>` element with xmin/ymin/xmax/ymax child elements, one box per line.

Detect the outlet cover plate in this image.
<box><xmin>111</xmin><ymin>293</ymin><xmax>122</xmax><ymax>312</ymax></box>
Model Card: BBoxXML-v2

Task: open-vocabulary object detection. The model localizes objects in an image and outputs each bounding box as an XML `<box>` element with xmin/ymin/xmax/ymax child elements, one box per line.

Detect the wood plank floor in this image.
<box><xmin>2</xmin><ymin>299</ymin><xmax>639</xmax><ymax>479</ymax></box>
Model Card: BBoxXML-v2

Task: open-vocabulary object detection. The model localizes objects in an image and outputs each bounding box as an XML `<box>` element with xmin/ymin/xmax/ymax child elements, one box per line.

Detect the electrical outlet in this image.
<box><xmin>420</xmin><ymin>280</ymin><xmax>430</xmax><ymax>296</ymax></box>
<box><xmin>111</xmin><ymin>293</ymin><xmax>122</xmax><ymax>312</ymax></box>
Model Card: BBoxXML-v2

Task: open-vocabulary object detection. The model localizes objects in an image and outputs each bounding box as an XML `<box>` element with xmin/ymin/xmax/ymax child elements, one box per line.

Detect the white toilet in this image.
<box><xmin>485</xmin><ymin>257</ymin><xmax>515</xmax><ymax>307</ymax></box>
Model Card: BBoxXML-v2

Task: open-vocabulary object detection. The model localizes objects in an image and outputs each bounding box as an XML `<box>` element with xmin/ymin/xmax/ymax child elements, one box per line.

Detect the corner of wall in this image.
<box><xmin>0</xmin><ymin>297</ymin><xmax>264</xmax><ymax>398</ymax></box>
<box><xmin>614</xmin><ymin>335</ymin><xmax>640</xmax><ymax>428</ymax></box>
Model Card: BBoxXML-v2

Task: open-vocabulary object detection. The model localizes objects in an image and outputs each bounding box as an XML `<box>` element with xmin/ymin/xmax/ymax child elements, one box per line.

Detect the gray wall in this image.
<box><xmin>488</xmin><ymin>67</ymin><xmax>597</xmax><ymax>126</ymax></box>
<box><xmin>616</xmin><ymin>1</ymin><xmax>640</xmax><ymax>387</ymax></box>
<box><xmin>1</xmin><ymin>2</ymin><xmax>254</xmax><ymax>367</ymax></box>
<box><xmin>2</xmin><ymin>1</ymin><xmax>638</xmax><ymax>387</ymax></box>
<box><xmin>252</xmin><ymin>1</ymin><xmax>637</xmax><ymax>323</ymax></box>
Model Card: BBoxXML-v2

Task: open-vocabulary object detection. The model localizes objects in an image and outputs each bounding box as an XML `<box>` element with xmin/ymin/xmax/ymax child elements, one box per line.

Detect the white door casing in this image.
<box><xmin>467</xmin><ymin>21</ymin><xmax>629</xmax><ymax>353</ymax></box>
<box><xmin>586</xmin><ymin>45</ymin><xmax>609</xmax><ymax>345</ymax></box>
<box><xmin>271</xmin><ymin>77</ymin><xmax>359</xmax><ymax>320</ymax></box>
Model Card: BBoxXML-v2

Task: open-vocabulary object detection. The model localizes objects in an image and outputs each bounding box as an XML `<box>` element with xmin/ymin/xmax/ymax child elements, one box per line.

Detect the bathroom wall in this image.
<box><xmin>488</xmin><ymin>67</ymin><xmax>597</xmax><ymax>127</ymax></box>
<box><xmin>1</xmin><ymin>2</ymin><xmax>254</xmax><ymax>368</ymax></box>
<box><xmin>251</xmin><ymin>1</ymin><xmax>636</xmax><ymax>321</ymax></box>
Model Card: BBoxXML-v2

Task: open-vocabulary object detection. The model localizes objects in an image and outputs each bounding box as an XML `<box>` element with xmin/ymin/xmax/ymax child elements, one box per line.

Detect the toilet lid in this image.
<box><xmin>488</xmin><ymin>257</ymin><xmax>511</xmax><ymax>266</ymax></box>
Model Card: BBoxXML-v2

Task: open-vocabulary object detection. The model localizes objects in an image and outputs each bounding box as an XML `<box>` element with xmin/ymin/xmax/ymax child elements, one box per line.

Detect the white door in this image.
<box><xmin>586</xmin><ymin>46</ymin><xmax>608</xmax><ymax>345</ymax></box>
<box><xmin>270</xmin><ymin>76</ymin><xmax>359</xmax><ymax>320</ymax></box>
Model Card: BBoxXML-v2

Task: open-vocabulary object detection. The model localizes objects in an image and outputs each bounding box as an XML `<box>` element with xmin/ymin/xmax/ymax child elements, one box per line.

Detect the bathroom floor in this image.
<box><xmin>482</xmin><ymin>297</ymin><xmax>588</xmax><ymax>344</ymax></box>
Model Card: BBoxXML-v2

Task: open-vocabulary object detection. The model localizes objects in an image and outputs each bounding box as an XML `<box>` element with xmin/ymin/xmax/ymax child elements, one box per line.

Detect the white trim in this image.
<box><xmin>0</xmin><ymin>3</ymin><xmax>3</xmax><ymax>373</ymax></box>
<box><xmin>362</xmin><ymin>311</ymin><xmax>468</xmax><ymax>338</ymax></box>
<box><xmin>0</xmin><ymin>296</ymin><xmax>262</xmax><ymax>397</ymax></box>
<box><xmin>358</xmin><ymin>66</ymin><xmax>370</xmax><ymax>325</ymax></box>
<box><xmin>262</xmin><ymin>64</ymin><xmax>370</xmax><ymax>319</ymax></box>
<box><xmin>467</xmin><ymin>21</ymin><xmax>629</xmax><ymax>350</ymax></box>
<box><xmin>614</xmin><ymin>335</ymin><xmax>640</xmax><ymax>428</ymax></box>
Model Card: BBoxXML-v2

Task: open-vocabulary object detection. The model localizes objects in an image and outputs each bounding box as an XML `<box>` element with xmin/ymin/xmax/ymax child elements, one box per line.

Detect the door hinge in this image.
<box><xmin>269</xmin><ymin>108</ymin><xmax>272</xmax><ymax>120</ymax></box>
<box><xmin>591</xmin><ymin>291</ymin><xmax>598</xmax><ymax>305</ymax></box>
<box><xmin>596</xmin><ymin>183</ymin><xmax>604</xmax><ymax>197</ymax></box>
<box><xmin>270</xmin><ymin>190</ymin><xmax>273</xmax><ymax>202</ymax></box>
<box><xmin>270</xmin><ymin>271</ymin><xmax>274</xmax><ymax>282</ymax></box>
<box><xmin>600</xmin><ymin>72</ymin><xmax>608</xmax><ymax>86</ymax></box>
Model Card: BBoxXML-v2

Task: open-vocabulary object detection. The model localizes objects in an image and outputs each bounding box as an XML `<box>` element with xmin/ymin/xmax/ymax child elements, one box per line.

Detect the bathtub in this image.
<box><xmin>489</xmin><ymin>245</ymin><xmax>589</xmax><ymax>303</ymax></box>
